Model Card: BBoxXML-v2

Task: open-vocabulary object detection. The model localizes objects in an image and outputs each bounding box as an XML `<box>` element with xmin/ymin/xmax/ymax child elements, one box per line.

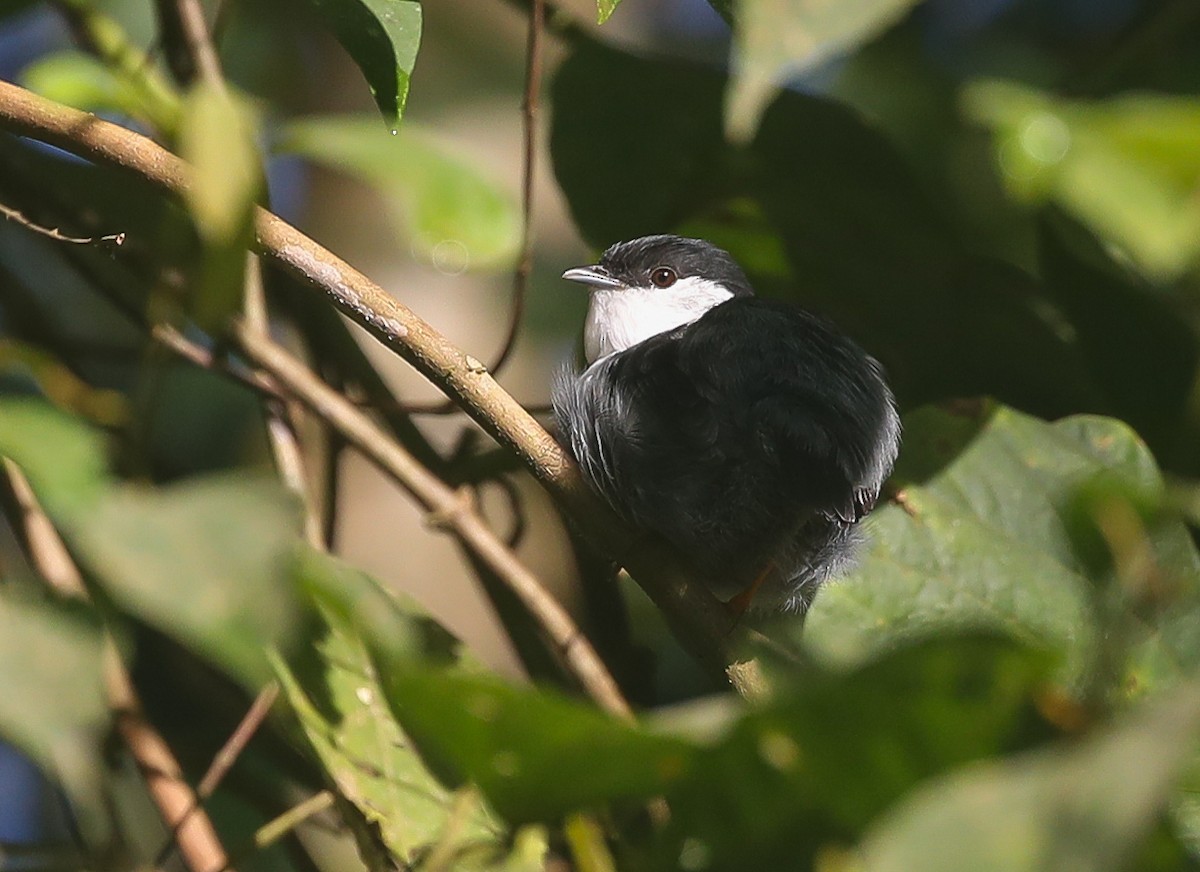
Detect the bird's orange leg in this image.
<box><xmin>725</xmin><ymin>561</ymin><xmax>775</xmax><ymax>619</ymax></box>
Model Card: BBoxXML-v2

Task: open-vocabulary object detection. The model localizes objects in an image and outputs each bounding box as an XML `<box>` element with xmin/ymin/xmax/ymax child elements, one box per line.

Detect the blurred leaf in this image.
<box><xmin>0</xmin><ymin>591</ymin><xmax>109</xmax><ymax>844</ymax></box>
<box><xmin>21</xmin><ymin>51</ymin><xmax>146</xmax><ymax>120</ymax></box>
<box><xmin>640</xmin><ymin>637</ymin><xmax>1050</xmax><ymax>872</ymax></box>
<box><xmin>0</xmin><ymin>398</ymin><xmax>109</xmax><ymax>522</ymax></box>
<box><xmin>549</xmin><ymin>43</ymin><xmax>728</xmax><ymax>246</ymax></box>
<box><xmin>963</xmin><ymin>80</ymin><xmax>1200</xmax><ymax>281</ymax></box>
<box><xmin>73</xmin><ymin>474</ymin><xmax>304</xmax><ymax>688</ymax></box>
<box><xmin>750</xmin><ymin>93</ymin><xmax>1102</xmax><ymax>418</ymax></box>
<box><xmin>551</xmin><ymin>44</ymin><xmax>1101</xmax><ymax>419</ymax></box>
<box><xmin>802</xmin><ymin>404</ymin><xmax>1200</xmax><ymax>690</ymax></box>
<box><xmin>0</xmin><ymin>340</ymin><xmax>128</xmax><ymax>427</ymax></box>
<box><xmin>596</xmin><ymin>0</ymin><xmax>620</xmax><ymax>24</ymax></box>
<box><xmin>299</xmin><ymin>0</ymin><xmax>421</xmax><ymax>126</ymax></box>
<box><xmin>1038</xmin><ymin>216</ymin><xmax>1199</xmax><ymax>471</ymax></box>
<box><xmin>860</xmin><ymin>684</ymin><xmax>1200</xmax><ymax>872</ymax></box>
<box><xmin>279</xmin><ymin>115</ymin><xmax>519</xmax><ymax>270</ymax></box>
<box><xmin>728</xmin><ymin>0</ymin><xmax>923</xmax><ymax>141</ymax></box>
<box><xmin>178</xmin><ymin>84</ymin><xmax>261</xmax><ymax>330</ymax></box>
<box><xmin>378</xmin><ymin>665</ymin><xmax>692</xmax><ymax>823</ymax></box>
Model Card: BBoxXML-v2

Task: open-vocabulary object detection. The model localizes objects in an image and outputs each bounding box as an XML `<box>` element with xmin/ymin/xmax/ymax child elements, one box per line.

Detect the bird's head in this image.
<box><xmin>563</xmin><ymin>235</ymin><xmax>754</xmax><ymax>363</ymax></box>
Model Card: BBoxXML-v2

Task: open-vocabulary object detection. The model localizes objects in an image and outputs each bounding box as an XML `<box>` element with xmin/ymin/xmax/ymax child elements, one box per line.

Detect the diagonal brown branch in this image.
<box><xmin>235</xmin><ymin>323</ymin><xmax>633</xmax><ymax>718</ymax></box>
<box><xmin>0</xmin><ymin>79</ymin><xmax>740</xmax><ymax>680</ymax></box>
<box><xmin>0</xmin><ymin>460</ymin><xmax>234</xmax><ymax>872</ymax></box>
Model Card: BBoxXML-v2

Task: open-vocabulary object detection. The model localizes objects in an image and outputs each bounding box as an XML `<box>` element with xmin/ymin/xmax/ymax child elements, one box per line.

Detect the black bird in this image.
<box><xmin>552</xmin><ymin>235</ymin><xmax>900</xmax><ymax>613</ymax></box>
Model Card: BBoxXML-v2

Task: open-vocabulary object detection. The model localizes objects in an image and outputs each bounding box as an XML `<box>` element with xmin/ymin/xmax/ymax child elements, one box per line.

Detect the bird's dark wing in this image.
<box><xmin>553</xmin><ymin>297</ymin><xmax>899</xmax><ymax>582</ymax></box>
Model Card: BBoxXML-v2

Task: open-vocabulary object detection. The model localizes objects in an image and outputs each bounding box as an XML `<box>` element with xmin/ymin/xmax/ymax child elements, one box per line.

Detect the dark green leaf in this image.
<box><xmin>549</xmin><ymin>43</ymin><xmax>728</xmax><ymax>246</ymax></box>
<box><xmin>73</xmin><ymin>474</ymin><xmax>304</xmax><ymax>688</ymax></box>
<box><xmin>300</xmin><ymin>0</ymin><xmax>421</xmax><ymax>126</ymax></box>
<box><xmin>639</xmin><ymin>637</ymin><xmax>1050</xmax><ymax>872</ymax></box>
<box><xmin>861</xmin><ymin>685</ymin><xmax>1200</xmax><ymax>872</ymax></box>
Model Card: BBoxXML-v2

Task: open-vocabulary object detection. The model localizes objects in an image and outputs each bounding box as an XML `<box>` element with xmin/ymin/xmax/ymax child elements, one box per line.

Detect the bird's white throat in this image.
<box><xmin>583</xmin><ymin>276</ymin><xmax>734</xmax><ymax>363</ymax></box>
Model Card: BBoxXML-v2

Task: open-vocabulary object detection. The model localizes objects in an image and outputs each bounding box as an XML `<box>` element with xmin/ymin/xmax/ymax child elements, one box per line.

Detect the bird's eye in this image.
<box><xmin>650</xmin><ymin>267</ymin><xmax>677</xmax><ymax>288</ymax></box>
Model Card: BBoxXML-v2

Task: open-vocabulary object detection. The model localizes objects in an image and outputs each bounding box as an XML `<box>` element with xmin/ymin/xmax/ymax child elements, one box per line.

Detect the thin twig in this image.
<box><xmin>491</xmin><ymin>0</ymin><xmax>543</xmax><ymax>378</ymax></box>
<box><xmin>235</xmin><ymin>323</ymin><xmax>634</xmax><ymax>719</ymax></box>
<box><xmin>412</xmin><ymin>0</ymin><xmax>542</xmax><ymax>419</ymax></box>
<box><xmin>0</xmin><ymin>461</ymin><xmax>234</xmax><ymax>872</ymax></box>
<box><xmin>154</xmin><ymin>684</ymin><xmax>281</xmax><ymax>868</ymax></box>
<box><xmin>0</xmin><ymin>200</ymin><xmax>125</xmax><ymax>247</ymax></box>
<box><xmin>0</xmin><ymin>79</ymin><xmax>740</xmax><ymax>681</ymax></box>
<box><xmin>163</xmin><ymin>0</ymin><xmax>227</xmax><ymax>91</ymax></box>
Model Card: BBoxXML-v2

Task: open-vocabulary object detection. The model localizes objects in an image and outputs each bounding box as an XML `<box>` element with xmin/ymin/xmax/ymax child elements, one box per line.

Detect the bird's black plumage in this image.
<box><xmin>553</xmin><ymin>236</ymin><xmax>899</xmax><ymax>612</ymax></box>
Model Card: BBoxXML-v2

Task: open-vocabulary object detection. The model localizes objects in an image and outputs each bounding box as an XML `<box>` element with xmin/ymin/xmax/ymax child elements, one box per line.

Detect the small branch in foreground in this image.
<box><xmin>235</xmin><ymin>322</ymin><xmax>634</xmax><ymax>720</ymax></box>
<box><xmin>0</xmin><ymin>200</ymin><xmax>125</xmax><ymax>247</ymax></box>
<box><xmin>0</xmin><ymin>460</ymin><xmax>234</xmax><ymax>872</ymax></box>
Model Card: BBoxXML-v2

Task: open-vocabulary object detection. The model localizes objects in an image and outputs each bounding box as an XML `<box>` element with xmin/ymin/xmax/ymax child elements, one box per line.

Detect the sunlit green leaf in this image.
<box><xmin>279</xmin><ymin>115</ymin><xmax>519</xmax><ymax>269</ymax></box>
<box><xmin>300</xmin><ymin>0</ymin><xmax>421</xmax><ymax>125</ymax></box>
<box><xmin>0</xmin><ymin>398</ymin><xmax>110</xmax><ymax>522</ymax></box>
<box><xmin>728</xmin><ymin>0</ymin><xmax>923</xmax><ymax>141</ymax></box>
<box><xmin>73</xmin><ymin>474</ymin><xmax>304</xmax><ymax>688</ymax></box>
<box><xmin>861</xmin><ymin>685</ymin><xmax>1200</xmax><ymax>872</ymax></box>
<box><xmin>963</xmin><ymin>80</ymin><xmax>1200</xmax><ymax>281</ymax></box>
<box><xmin>21</xmin><ymin>51</ymin><xmax>144</xmax><ymax>120</ymax></box>
<box><xmin>596</xmin><ymin>0</ymin><xmax>620</xmax><ymax>24</ymax></box>
<box><xmin>178</xmin><ymin>83</ymin><xmax>261</xmax><ymax>331</ymax></box>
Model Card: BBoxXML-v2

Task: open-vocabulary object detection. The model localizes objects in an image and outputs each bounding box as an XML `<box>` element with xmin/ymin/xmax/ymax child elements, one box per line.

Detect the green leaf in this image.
<box><xmin>596</xmin><ymin>0</ymin><xmax>620</xmax><ymax>24</ymax></box>
<box><xmin>278</xmin><ymin>115</ymin><xmax>520</xmax><ymax>270</ymax></box>
<box><xmin>0</xmin><ymin>592</ymin><xmax>109</xmax><ymax>843</ymax></box>
<box><xmin>178</xmin><ymin>84</ymin><xmax>261</xmax><ymax>331</ymax></box>
<box><xmin>963</xmin><ymin>81</ymin><xmax>1200</xmax><ymax>281</ymax></box>
<box><xmin>549</xmin><ymin>43</ymin><xmax>728</xmax><ymax>246</ymax></box>
<box><xmin>300</xmin><ymin>0</ymin><xmax>421</xmax><ymax>126</ymax></box>
<box><xmin>280</xmin><ymin>550</ymin><xmax>543</xmax><ymax>867</ymax></box>
<box><xmin>727</xmin><ymin>0</ymin><xmax>923</xmax><ymax>141</ymax></box>
<box><xmin>802</xmin><ymin>404</ymin><xmax>1200</xmax><ymax>689</ymax></box>
<box><xmin>0</xmin><ymin>398</ymin><xmax>110</xmax><ymax>522</ymax></box>
<box><xmin>860</xmin><ymin>685</ymin><xmax>1200</xmax><ymax>872</ymax></box>
<box><xmin>378</xmin><ymin>665</ymin><xmax>693</xmax><ymax>823</ymax></box>
<box><xmin>21</xmin><ymin>51</ymin><xmax>146</xmax><ymax>120</ymax></box>
<box><xmin>72</xmin><ymin>474</ymin><xmax>304</xmax><ymax>688</ymax></box>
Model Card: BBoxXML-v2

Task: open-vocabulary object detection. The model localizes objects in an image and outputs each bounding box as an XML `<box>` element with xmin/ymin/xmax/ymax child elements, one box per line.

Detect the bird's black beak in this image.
<box><xmin>561</xmin><ymin>265</ymin><xmax>622</xmax><ymax>289</ymax></box>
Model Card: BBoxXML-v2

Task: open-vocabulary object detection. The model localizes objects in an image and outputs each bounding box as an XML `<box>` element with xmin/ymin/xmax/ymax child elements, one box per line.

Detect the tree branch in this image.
<box><xmin>0</xmin><ymin>460</ymin><xmax>235</xmax><ymax>872</ymax></box>
<box><xmin>0</xmin><ymin>79</ymin><xmax>740</xmax><ymax>681</ymax></box>
<box><xmin>235</xmin><ymin>323</ymin><xmax>634</xmax><ymax>719</ymax></box>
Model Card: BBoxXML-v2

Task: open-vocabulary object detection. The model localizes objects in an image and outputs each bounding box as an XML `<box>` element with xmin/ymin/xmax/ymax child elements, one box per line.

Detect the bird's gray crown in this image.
<box><xmin>598</xmin><ymin>235</ymin><xmax>754</xmax><ymax>297</ymax></box>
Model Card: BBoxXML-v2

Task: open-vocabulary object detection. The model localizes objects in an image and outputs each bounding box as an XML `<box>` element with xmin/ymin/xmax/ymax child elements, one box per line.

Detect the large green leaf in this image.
<box><xmin>963</xmin><ymin>81</ymin><xmax>1200</xmax><ymax>281</ymax></box>
<box><xmin>280</xmin><ymin>550</ymin><xmax>543</xmax><ymax>868</ymax></box>
<box><xmin>279</xmin><ymin>115</ymin><xmax>520</xmax><ymax>270</ymax></box>
<box><xmin>0</xmin><ymin>398</ymin><xmax>110</xmax><ymax>522</ymax></box>
<box><xmin>72</xmin><ymin>474</ymin><xmax>305</xmax><ymax>688</ymax></box>
<box><xmin>861</xmin><ymin>684</ymin><xmax>1200</xmax><ymax>872</ymax></box>
<box><xmin>0</xmin><ymin>591</ymin><xmax>109</xmax><ymax>844</ymax></box>
<box><xmin>802</xmin><ymin>403</ymin><xmax>1200</xmax><ymax>691</ymax></box>
<box><xmin>299</xmin><ymin>0</ymin><xmax>421</xmax><ymax>126</ymax></box>
<box><xmin>728</xmin><ymin>0</ymin><xmax>924</xmax><ymax>140</ymax></box>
